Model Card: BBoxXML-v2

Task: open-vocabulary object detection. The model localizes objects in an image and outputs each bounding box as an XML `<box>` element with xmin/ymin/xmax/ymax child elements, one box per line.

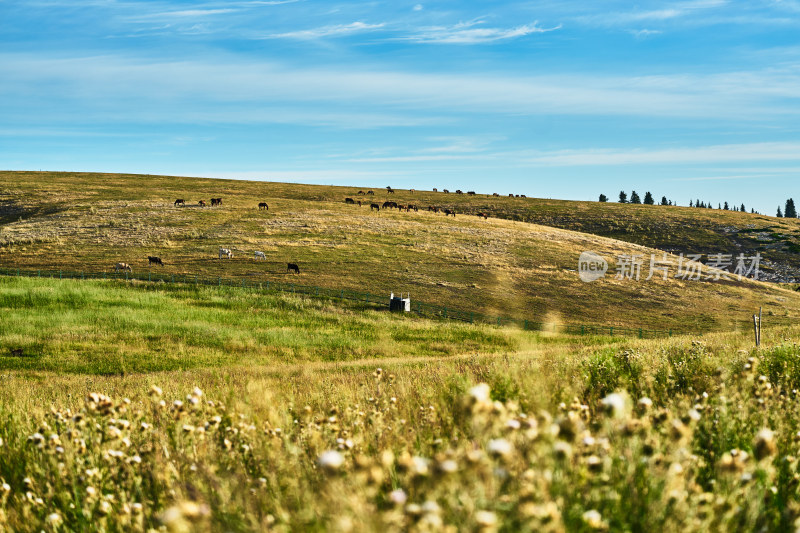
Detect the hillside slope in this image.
<box><xmin>1</xmin><ymin>171</ymin><xmax>799</xmax><ymax>332</ymax></box>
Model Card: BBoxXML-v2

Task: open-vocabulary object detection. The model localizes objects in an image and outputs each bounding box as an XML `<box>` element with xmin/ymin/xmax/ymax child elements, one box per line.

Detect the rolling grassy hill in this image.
<box><xmin>1</xmin><ymin>170</ymin><xmax>799</xmax><ymax>333</ymax></box>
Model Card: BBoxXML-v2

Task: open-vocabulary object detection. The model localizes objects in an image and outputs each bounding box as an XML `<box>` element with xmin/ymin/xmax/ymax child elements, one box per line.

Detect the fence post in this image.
<box><xmin>669</xmin><ymin>329</ymin><xmax>672</xmax><ymax>337</ymax></box>
<box><xmin>581</xmin><ymin>325</ymin><xmax>585</xmax><ymax>335</ymax></box>
<box><xmin>639</xmin><ymin>328</ymin><xmax>643</xmax><ymax>339</ymax></box>
<box><xmin>609</xmin><ymin>327</ymin><xmax>613</xmax><ymax>336</ymax></box>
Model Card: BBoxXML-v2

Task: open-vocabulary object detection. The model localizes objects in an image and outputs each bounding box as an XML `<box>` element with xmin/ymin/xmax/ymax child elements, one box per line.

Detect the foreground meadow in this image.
<box><xmin>1</xmin><ymin>277</ymin><xmax>800</xmax><ymax>531</ymax></box>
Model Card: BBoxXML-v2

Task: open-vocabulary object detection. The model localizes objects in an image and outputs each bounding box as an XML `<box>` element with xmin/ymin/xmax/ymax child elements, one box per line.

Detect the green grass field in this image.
<box><xmin>2</xmin><ymin>171</ymin><xmax>799</xmax><ymax>333</ymax></box>
<box><xmin>0</xmin><ymin>274</ymin><xmax>798</xmax><ymax>531</ymax></box>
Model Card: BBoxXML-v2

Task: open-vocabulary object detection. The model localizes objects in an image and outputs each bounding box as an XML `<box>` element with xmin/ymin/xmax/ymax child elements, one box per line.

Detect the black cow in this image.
<box><xmin>174</xmin><ymin>199</ymin><xmax>185</xmax><ymax>207</ymax></box>
<box><xmin>148</xmin><ymin>256</ymin><xmax>164</xmax><ymax>266</ymax></box>
<box><xmin>345</xmin><ymin>198</ymin><xmax>355</xmax><ymax>204</ymax></box>
<box><xmin>287</xmin><ymin>263</ymin><xmax>300</xmax><ymax>274</ymax></box>
<box><xmin>370</xmin><ymin>203</ymin><xmax>380</xmax><ymax>211</ymax></box>
<box><xmin>259</xmin><ymin>202</ymin><xmax>269</xmax><ymax>210</ymax></box>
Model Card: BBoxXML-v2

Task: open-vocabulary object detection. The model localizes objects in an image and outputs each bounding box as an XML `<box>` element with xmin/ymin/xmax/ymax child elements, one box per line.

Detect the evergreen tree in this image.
<box><xmin>599</xmin><ymin>194</ymin><xmax>608</xmax><ymax>202</ymax></box>
<box><xmin>778</xmin><ymin>207</ymin><xmax>784</xmax><ymax>218</ymax></box>
<box><xmin>661</xmin><ymin>196</ymin><xmax>668</xmax><ymax>206</ymax></box>
<box><xmin>786</xmin><ymin>198</ymin><xmax>798</xmax><ymax>218</ymax></box>
<box><xmin>643</xmin><ymin>191</ymin><xmax>654</xmax><ymax>205</ymax></box>
<box><xmin>618</xmin><ymin>191</ymin><xmax>628</xmax><ymax>203</ymax></box>
<box><xmin>690</xmin><ymin>200</ymin><xmax>694</xmax><ymax>207</ymax></box>
<box><xmin>718</xmin><ymin>203</ymin><xmax>722</xmax><ymax>210</ymax></box>
<box><xmin>751</xmin><ymin>208</ymin><xmax>755</xmax><ymax>214</ymax></box>
<box><xmin>696</xmin><ymin>199</ymin><xmax>701</xmax><ymax>208</ymax></box>
<box><xmin>630</xmin><ymin>191</ymin><xmax>641</xmax><ymax>204</ymax></box>
<box><xmin>724</xmin><ymin>201</ymin><xmax>729</xmax><ymax>210</ymax></box>
<box><xmin>741</xmin><ymin>203</ymin><xmax>746</xmax><ymax>212</ymax></box>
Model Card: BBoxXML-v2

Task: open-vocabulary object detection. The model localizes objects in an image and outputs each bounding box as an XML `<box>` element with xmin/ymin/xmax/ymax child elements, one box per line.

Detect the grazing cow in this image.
<box><xmin>387</xmin><ymin>187</ymin><xmax>395</xmax><ymax>194</ymax></box>
<box><xmin>443</xmin><ymin>189</ymin><xmax>450</xmax><ymax>193</ymax></box>
<box><xmin>520</xmin><ymin>194</ymin><xmax>526</xmax><ymax>198</ymax></box>
<box><xmin>219</xmin><ymin>248</ymin><xmax>233</xmax><ymax>259</ymax></box>
<box><xmin>211</xmin><ymin>198</ymin><xmax>222</xmax><ymax>207</ymax></box>
<box><xmin>357</xmin><ymin>200</ymin><xmax>362</xmax><ymax>207</ymax></box>
<box><xmin>382</xmin><ymin>201</ymin><xmax>395</xmax><ymax>209</ymax></box>
<box><xmin>515</xmin><ymin>194</ymin><xmax>520</xmax><ymax>198</ymax></box>
<box><xmin>259</xmin><ymin>202</ymin><xmax>269</xmax><ymax>210</ymax></box>
<box><xmin>9</xmin><ymin>348</ymin><xmax>23</xmax><ymax>357</ymax></box>
<box><xmin>410</xmin><ymin>189</ymin><xmax>415</xmax><ymax>193</ymax></box>
<box><xmin>198</xmin><ymin>200</ymin><xmax>206</xmax><ymax>207</ymax></box>
<box><xmin>174</xmin><ymin>199</ymin><xmax>185</xmax><ymax>207</ymax></box>
<box><xmin>148</xmin><ymin>256</ymin><xmax>164</xmax><ymax>266</ymax></box>
<box><xmin>456</xmin><ymin>190</ymin><xmax>463</xmax><ymax>194</ymax></box>
<box><xmin>254</xmin><ymin>251</ymin><xmax>266</xmax><ymax>261</ymax></box>
<box><xmin>444</xmin><ymin>209</ymin><xmax>456</xmax><ymax>217</ymax></box>
<box><xmin>357</xmin><ymin>190</ymin><xmax>365</xmax><ymax>195</ymax></box>
<box><xmin>287</xmin><ymin>262</ymin><xmax>300</xmax><ymax>274</ymax></box>
<box><xmin>467</xmin><ymin>191</ymin><xmax>476</xmax><ymax>195</ymax></box>
<box><xmin>114</xmin><ymin>262</ymin><xmax>132</xmax><ymax>272</ymax></box>
<box><xmin>398</xmin><ymin>205</ymin><xmax>407</xmax><ymax>211</ymax></box>
<box><xmin>345</xmin><ymin>198</ymin><xmax>355</xmax><ymax>204</ymax></box>
<box><xmin>408</xmin><ymin>204</ymin><xmax>418</xmax><ymax>212</ymax></box>
<box><xmin>433</xmin><ymin>188</ymin><xmax>438</xmax><ymax>192</ymax></box>
<box><xmin>428</xmin><ymin>206</ymin><xmax>439</xmax><ymax>213</ymax></box>
<box><xmin>509</xmin><ymin>194</ymin><xmax>514</xmax><ymax>197</ymax></box>
<box><xmin>370</xmin><ymin>203</ymin><xmax>380</xmax><ymax>211</ymax></box>
<box><xmin>367</xmin><ymin>190</ymin><xmax>374</xmax><ymax>195</ymax></box>
<box><xmin>492</xmin><ymin>193</ymin><xmax>499</xmax><ymax>197</ymax></box>
<box><xmin>477</xmin><ymin>212</ymin><xmax>488</xmax><ymax>219</ymax></box>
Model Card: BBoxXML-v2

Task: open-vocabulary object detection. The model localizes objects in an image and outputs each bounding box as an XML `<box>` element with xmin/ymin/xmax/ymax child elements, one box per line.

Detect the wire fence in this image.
<box><xmin>0</xmin><ymin>266</ymin><xmax>683</xmax><ymax>339</ymax></box>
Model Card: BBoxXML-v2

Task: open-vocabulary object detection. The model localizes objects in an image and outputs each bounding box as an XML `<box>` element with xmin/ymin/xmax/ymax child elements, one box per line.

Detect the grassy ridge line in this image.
<box><xmin>0</xmin><ymin>266</ymin><xmax>680</xmax><ymax>338</ymax></box>
<box><xmin>2</xmin><ymin>171</ymin><xmax>800</xmax><ymax>332</ymax></box>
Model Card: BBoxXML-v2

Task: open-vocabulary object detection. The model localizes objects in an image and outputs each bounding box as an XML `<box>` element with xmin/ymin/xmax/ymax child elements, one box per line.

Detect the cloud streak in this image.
<box><xmin>403</xmin><ymin>20</ymin><xmax>561</xmax><ymax>44</ymax></box>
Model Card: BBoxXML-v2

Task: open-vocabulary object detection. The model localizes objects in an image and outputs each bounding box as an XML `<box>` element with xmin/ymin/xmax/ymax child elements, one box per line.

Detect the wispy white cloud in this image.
<box><xmin>628</xmin><ymin>29</ymin><xmax>662</xmax><ymax>38</ymax></box>
<box><xmin>261</xmin><ymin>21</ymin><xmax>385</xmax><ymax>39</ymax></box>
<box><xmin>404</xmin><ymin>19</ymin><xmax>561</xmax><ymax>44</ymax></box>
<box><xmin>2</xmin><ymin>54</ymin><xmax>799</xmax><ymax>122</ymax></box>
<box><xmin>514</xmin><ymin>142</ymin><xmax>800</xmax><ymax>166</ymax></box>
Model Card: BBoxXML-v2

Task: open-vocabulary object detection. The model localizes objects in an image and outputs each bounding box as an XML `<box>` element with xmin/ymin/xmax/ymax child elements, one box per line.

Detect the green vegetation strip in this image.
<box><xmin>0</xmin><ymin>266</ymin><xmax>678</xmax><ymax>339</ymax></box>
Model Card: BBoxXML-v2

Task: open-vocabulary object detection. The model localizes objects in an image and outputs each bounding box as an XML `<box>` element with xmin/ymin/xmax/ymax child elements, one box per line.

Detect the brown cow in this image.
<box><xmin>444</xmin><ymin>209</ymin><xmax>456</xmax><ymax>217</ymax></box>
<box><xmin>259</xmin><ymin>202</ymin><xmax>269</xmax><ymax>210</ymax></box>
<box><xmin>198</xmin><ymin>200</ymin><xmax>206</xmax><ymax>207</ymax></box>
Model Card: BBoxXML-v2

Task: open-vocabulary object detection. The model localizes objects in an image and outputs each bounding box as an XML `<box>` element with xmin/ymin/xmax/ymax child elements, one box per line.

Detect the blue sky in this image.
<box><xmin>1</xmin><ymin>0</ymin><xmax>799</xmax><ymax>213</ymax></box>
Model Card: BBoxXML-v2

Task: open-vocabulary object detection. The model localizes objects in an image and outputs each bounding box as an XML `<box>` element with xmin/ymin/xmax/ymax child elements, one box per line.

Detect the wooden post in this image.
<box><xmin>759</xmin><ymin>307</ymin><xmax>762</xmax><ymax>346</ymax></box>
<box><xmin>753</xmin><ymin>314</ymin><xmax>760</xmax><ymax>347</ymax></box>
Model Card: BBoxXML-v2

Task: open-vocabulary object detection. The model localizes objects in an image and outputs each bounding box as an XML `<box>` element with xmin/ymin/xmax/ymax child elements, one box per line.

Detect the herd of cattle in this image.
<box><xmin>115</xmin><ymin>187</ymin><xmax>519</xmax><ymax>274</ymax></box>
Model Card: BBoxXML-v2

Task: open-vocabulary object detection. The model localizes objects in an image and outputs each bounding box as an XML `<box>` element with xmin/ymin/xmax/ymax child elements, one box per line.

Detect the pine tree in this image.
<box><xmin>724</xmin><ymin>202</ymin><xmax>729</xmax><ymax>210</ymax></box>
<box><xmin>786</xmin><ymin>198</ymin><xmax>797</xmax><ymax>218</ymax></box>
<box><xmin>618</xmin><ymin>191</ymin><xmax>628</xmax><ymax>203</ymax></box>
<box><xmin>741</xmin><ymin>204</ymin><xmax>746</xmax><ymax>212</ymax></box>
<box><xmin>661</xmin><ymin>196</ymin><xmax>669</xmax><ymax>206</ymax></box>
<box><xmin>599</xmin><ymin>194</ymin><xmax>608</xmax><ymax>202</ymax></box>
<box><xmin>690</xmin><ymin>200</ymin><xmax>694</xmax><ymax>207</ymax></box>
<box><xmin>643</xmin><ymin>191</ymin><xmax>654</xmax><ymax>205</ymax></box>
<box><xmin>778</xmin><ymin>207</ymin><xmax>784</xmax><ymax>218</ymax></box>
<box><xmin>751</xmin><ymin>208</ymin><xmax>755</xmax><ymax>214</ymax></box>
<box><xmin>630</xmin><ymin>191</ymin><xmax>641</xmax><ymax>204</ymax></box>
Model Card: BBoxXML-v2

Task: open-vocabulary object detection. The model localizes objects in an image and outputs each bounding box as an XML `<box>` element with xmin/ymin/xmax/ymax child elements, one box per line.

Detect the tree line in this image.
<box><xmin>598</xmin><ymin>191</ymin><xmax>799</xmax><ymax>218</ymax></box>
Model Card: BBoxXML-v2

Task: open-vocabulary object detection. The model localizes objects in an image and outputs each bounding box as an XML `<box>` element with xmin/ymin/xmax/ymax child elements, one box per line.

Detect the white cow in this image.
<box><xmin>254</xmin><ymin>251</ymin><xmax>266</xmax><ymax>261</ymax></box>
<box><xmin>219</xmin><ymin>248</ymin><xmax>233</xmax><ymax>259</ymax></box>
<box><xmin>114</xmin><ymin>262</ymin><xmax>132</xmax><ymax>272</ymax></box>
